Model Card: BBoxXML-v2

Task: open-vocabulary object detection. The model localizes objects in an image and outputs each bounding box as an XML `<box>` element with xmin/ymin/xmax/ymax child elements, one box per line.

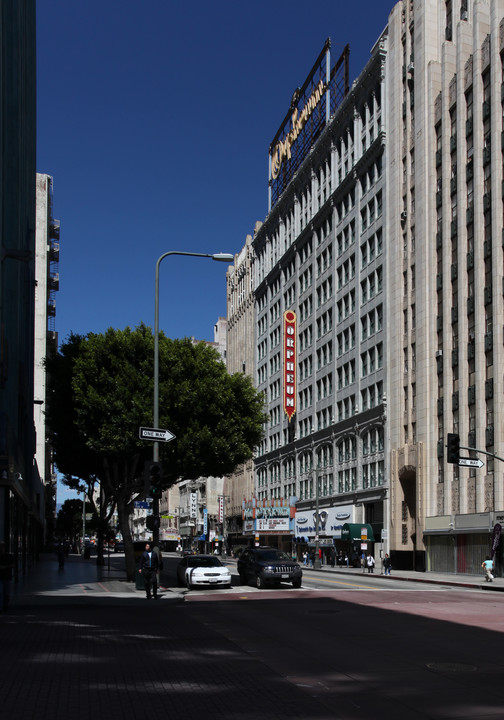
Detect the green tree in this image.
<box><xmin>45</xmin><ymin>334</ymin><xmax>115</xmax><ymax>565</ymax></box>
<box><xmin>56</xmin><ymin>499</ymin><xmax>98</xmax><ymax>544</ymax></box>
<box><xmin>47</xmin><ymin>324</ymin><xmax>266</xmax><ymax>579</ymax></box>
<box><xmin>55</xmin><ymin>498</ymin><xmax>83</xmax><ymax>541</ymax></box>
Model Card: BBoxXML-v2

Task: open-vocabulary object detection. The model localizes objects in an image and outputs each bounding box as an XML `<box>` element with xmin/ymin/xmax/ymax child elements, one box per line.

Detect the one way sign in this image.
<box><xmin>139</xmin><ymin>426</ymin><xmax>176</xmax><ymax>443</ymax></box>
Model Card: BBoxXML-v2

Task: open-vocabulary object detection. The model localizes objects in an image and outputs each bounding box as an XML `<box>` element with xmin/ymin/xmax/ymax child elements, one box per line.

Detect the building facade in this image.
<box><xmin>386</xmin><ymin>0</ymin><xmax>504</xmax><ymax>573</ymax></box>
<box><xmin>245</xmin><ymin>0</ymin><xmax>504</xmax><ymax>575</ymax></box>
<box><xmin>34</xmin><ymin>174</ymin><xmax>60</xmax><ymax>544</ymax></box>
<box><xmin>0</xmin><ymin>0</ymin><xmax>40</xmax><ymax>574</ymax></box>
<box><xmin>252</xmin><ymin>37</ymin><xmax>388</xmax><ymax>560</ymax></box>
<box><xmin>225</xmin><ymin>229</ymin><xmax>259</xmax><ymax>549</ymax></box>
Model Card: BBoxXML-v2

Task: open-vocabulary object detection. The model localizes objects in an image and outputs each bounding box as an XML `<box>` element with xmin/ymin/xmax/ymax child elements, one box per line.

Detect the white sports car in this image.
<box><xmin>177</xmin><ymin>555</ymin><xmax>232</xmax><ymax>590</ymax></box>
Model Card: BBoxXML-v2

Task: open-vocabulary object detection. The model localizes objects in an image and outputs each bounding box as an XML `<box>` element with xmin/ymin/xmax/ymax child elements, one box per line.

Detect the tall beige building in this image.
<box><xmin>386</xmin><ymin>0</ymin><xmax>504</xmax><ymax>572</ymax></box>
<box><xmin>225</xmin><ymin>229</ymin><xmax>259</xmax><ymax>547</ymax></box>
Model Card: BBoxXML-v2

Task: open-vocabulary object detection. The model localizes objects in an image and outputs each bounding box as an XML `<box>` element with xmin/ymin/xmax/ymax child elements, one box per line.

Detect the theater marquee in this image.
<box><xmin>268</xmin><ymin>39</ymin><xmax>349</xmax><ymax>210</ymax></box>
<box><xmin>283</xmin><ymin>310</ymin><xmax>297</xmax><ymax>421</ymax></box>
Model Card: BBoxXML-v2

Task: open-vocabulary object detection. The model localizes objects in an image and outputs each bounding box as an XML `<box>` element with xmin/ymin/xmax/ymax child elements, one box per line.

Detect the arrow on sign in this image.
<box><xmin>458</xmin><ymin>457</ymin><xmax>485</xmax><ymax>468</ymax></box>
<box><xmin>139</xmin><ymin>426</ymin><xmax>176</xmax><ymax>443</ymax></box>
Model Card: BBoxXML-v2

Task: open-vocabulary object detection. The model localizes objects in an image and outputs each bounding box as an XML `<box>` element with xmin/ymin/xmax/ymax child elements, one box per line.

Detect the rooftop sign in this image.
<box><xmin>269</xmin><ymin>40</ymin><xmax>349</xmax><ymax>209</ymax></box>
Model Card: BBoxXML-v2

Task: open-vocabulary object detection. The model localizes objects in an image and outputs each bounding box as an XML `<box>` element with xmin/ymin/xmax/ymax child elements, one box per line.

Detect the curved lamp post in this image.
<box><xmin>153</xmin><ymin>251</ymin><xmax>234</xmax><ymax>463</ymax></box>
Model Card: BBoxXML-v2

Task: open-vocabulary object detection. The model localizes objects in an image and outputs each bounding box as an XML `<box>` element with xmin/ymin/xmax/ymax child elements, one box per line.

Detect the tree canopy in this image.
<box><xmin>46</xmin><ymin>324</ymin><xmax>266</xmax><ymax>578</ymax></box>
<box><xmin>55</xmin><ymin>499</ymin><xmax>84</xmax><ymax>540</ymax></box>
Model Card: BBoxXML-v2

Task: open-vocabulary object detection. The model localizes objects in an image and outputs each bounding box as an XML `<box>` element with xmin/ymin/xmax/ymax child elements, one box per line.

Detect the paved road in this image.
<box><xmin>2</xmin><ymin>553</ymin><xmax>503</xmax><ymax>719</ymax></box>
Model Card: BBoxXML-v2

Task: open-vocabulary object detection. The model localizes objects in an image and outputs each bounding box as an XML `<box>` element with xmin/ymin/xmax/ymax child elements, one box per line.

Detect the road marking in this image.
<box><xmin>305</xmin><ymin>576</ymin><xmax>377</xmax><ymax>590</ymax></box>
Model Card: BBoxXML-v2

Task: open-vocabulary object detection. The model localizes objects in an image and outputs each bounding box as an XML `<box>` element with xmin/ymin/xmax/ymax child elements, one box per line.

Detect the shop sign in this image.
<box><xmin>491</xmin><ymin>523</ymin><xmax>502</xmax><ymax>559</ymax></box>
<box><xmin>256</xmin><ymin>518</ymin><xmax>290</xmax><ymax>532</ymax></box>
<box><xmin>256</xmin><ymin>506</ymin><xmax>290</xmax><ymax>519</ymax></box>
<box><xmin>283</xmin><ymin>310</ymin><xmax>297</xmax><ymax>421</ymax></box>
<box><xmin>190</xmin><ymin>492</ymin><xmax>197</xmax><ymax>519</ymax></box>
<box><xmin>295</xmin><ymin>505</ymin><xmax>354</xmax><ymax>538</ymax></box>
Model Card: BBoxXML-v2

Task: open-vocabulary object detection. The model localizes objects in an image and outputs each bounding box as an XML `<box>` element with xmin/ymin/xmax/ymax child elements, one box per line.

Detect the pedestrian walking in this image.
<box><xmin>0</xmin><ymin>542</ymin><xmax>14</xmax><ymax>612</ymax></box>
<box><xmin>302</xmin><ymin>551</ymin><xmax>308</xmax><ymax>566</ymax></box>
<box><xmin>330</xmin><ymin>548</ymin><xmax>336</xmax><ymax>568</ymax></box>
<box><xmin>383</xmin><ymin>553</ymin><xmax>392</xmax><ymax>576</ymax></box>
<box><xmin>366</xmin><ymin>553</ymin><xmax>375</xmax><ymax>573</ymax></box>
<box><xmin>361</xmin><ymin>551</ymin><xmax>367</xmax><ymax>573</ymax></box>
<box><xmin>482</xmin><ymin>556</ymin><xmax>494</xmax><ymax>582</ymax></box>
<box><xmin>153</xmin><ymin>543</ymin><xmax>163</xmax><ymax>587</ymax></box>
<box><xmin>138</xmin><ymin>543</ymin><xmax>160</xmax><ymax>599</ymax></box>
<box><xmin>56</xmin><ymin>540</ymin><xmax>66</xmax><ymax>569</ymax></box>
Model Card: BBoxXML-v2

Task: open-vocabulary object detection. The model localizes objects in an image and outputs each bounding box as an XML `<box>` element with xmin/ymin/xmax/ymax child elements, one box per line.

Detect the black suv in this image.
<box><xmin>237</xmin><ymin>546</ymin><xmax>302</xmax><ymax>589</ymax></box>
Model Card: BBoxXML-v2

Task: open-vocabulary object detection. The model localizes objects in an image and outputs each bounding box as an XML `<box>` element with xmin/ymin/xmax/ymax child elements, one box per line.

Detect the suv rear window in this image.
<box><xmin>255</xmin><ymin>550</ymin><xmax>290</xmax><ymax>561</ymax></box>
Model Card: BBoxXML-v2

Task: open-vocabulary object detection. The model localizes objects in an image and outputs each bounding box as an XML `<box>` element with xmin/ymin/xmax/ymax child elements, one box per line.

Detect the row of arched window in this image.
<box><xmin>256</xmin><ymin>427</ymin><xmax>384</xmax><ymax>488</ymax></box>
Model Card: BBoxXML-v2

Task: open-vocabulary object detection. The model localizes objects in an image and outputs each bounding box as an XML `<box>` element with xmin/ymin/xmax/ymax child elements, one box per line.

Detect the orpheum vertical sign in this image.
<box><xmin>283</xmin><ymin>310</ymin><xmax>297</xmax><ymax>421</ymax></box>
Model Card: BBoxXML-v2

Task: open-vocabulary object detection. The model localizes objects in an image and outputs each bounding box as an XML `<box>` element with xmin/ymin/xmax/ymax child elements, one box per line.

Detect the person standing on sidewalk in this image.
<box><xmin>383</xmin><ymin>553</ymin><xmax>392</xmax><ymax>576</ymax></box>
<box><xmin>366</xmin><ymin>553</ymin><xmax>375</xmax><ymax>573</ymax></box>
<box><xmin>482</xmin><ymin>556</ymin><xmax>494</xmax><ymax>582</ymax></box>
<box><xmin>152</xmin><ymin>544</ymin><xmax>163</xmax><ymax>589</ymax></box>
<box><xmin>0</xmin><ymin>543</ymin><xmax>14</xmax><ymax>611</ymax></box>
<box><xmin>138</xmin><ymin>543</ymin><xmax>159</xmax><ymax>599</ymax></box>
<box><xmin>56</xmin><ymin>540</ymin><xmax>66</xmax><ymax>569</ymax></box>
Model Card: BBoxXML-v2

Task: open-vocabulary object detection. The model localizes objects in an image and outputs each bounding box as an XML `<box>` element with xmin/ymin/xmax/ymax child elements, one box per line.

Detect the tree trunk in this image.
<box><xmin>116</xmin><ymin>492</ymin><xmax>136</xmax><ymax>581</ymax></box>
<box><xmin>95</xmin><ymin>484</ymin><xmax>106</xmax><ymax>566</ymax></box>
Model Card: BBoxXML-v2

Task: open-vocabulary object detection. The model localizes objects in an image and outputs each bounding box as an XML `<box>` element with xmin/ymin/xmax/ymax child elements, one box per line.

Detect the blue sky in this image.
<box><xmin>37</xmin><ymin>0</ymin><xmax>394</xmax><ymax>503</ymax></box>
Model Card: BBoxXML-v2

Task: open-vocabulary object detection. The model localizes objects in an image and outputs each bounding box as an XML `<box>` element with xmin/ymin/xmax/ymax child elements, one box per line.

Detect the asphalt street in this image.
<box><xmin>1</xmin><ymin>553</ymin><xmax>503</xmax><ymax>720</ymax></box>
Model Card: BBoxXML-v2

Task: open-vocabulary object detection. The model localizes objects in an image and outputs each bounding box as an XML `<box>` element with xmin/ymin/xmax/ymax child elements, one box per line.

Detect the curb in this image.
<box><xmin>300</xmin><ymin>565</ymin><xmax>504</xmax><ymax>591</ymax></box>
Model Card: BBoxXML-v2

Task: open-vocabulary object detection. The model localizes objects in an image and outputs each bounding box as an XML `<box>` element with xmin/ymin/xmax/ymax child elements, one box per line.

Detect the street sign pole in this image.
<box><xmin>139</xmin><ymin>427</ymin><xmax>176</xmax><ymax>443</ymax></box>
<box><xmin>458</xmin><ymin>457</ymin><xmax>485</xmax><ymax>469</ymax></box>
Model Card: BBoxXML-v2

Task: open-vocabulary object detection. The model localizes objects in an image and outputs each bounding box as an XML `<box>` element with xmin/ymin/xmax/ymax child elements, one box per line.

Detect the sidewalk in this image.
<box><xmin>299</xmin><ymin>561</ymin><xmax>504</xmax><ymax>591</ymax></box>
<box><xmin>9</xmin><ymin>551</ymin><xmax>175</xmax><ymax>607</ymax></box>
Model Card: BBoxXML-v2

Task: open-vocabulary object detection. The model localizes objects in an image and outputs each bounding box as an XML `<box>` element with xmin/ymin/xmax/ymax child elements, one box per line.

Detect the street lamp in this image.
<box><xmin>313</xmin><ymin>472</ymin><xmax>321</xmax><ymax>570</ymax></box>
<box><xmin>152</xmin><ymin>250</ymin><xmax>233</xmax><ymax>543</ymax></box>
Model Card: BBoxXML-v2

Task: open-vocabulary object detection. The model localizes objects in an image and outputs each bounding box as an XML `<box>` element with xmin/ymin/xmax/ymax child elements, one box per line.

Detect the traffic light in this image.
<box><xmin>446</xmin><ymin>433</ymin><xmax>460</xmax><ymax>464</ymax></box>
<box><xmin>146</xmin><ymin>515</ymin><xmax>160</xmax><ymax>531</ymax></box>
<box><xmin>149</xmin><ymin>461</ymin><xmax>162</xmax><ymax>499</ymax></box>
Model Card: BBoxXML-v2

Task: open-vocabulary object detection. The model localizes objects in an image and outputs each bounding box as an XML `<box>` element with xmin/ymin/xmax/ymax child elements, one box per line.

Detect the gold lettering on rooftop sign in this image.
<box><xmin>271</xmin><ymin>79</ymin><xmax>327</xmax><ymax>179</ymax></box>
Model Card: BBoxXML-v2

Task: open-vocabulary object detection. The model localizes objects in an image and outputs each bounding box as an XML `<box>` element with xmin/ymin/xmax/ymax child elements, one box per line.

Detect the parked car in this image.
<box><xmin>113</xmin><ymin>541</ymin><xmax>124</xmax><ymax>553</ymax></box>
<box><xmin>237</xmin><ymin>546</ymin><xmax>303</xmax><ymax>589</ymax></box>
<box><xmin>176</xmin><ymin>555</ymin><xmax>232</xmax><ymax>590</ymax></box>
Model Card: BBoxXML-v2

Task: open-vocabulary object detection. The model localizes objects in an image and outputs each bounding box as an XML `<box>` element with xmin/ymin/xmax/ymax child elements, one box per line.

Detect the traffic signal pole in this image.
<box><xmin>446</xmin><ymin>433</ymin><xmax>504</xmax><ymax>465</ymax></box>
<box><xmin>461</xmin><ymin>445</ymin><xmax>504</xmax><ymax>464</ymax></box>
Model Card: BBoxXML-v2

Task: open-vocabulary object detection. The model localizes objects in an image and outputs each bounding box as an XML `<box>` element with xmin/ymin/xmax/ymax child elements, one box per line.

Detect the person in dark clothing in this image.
<box><xmin>56</xmin><ymin>540</ymin><xmax>67</xmax><ymax>568</ymax></box>
<box><xmin>138</xmin><ymin>543</ymin><xmax>160</xmax><ymax>599</ymax></box>
<box><xmin>0</xmin><ymin>543</ymin><xmax>14</xmax><ymax>611</ymax></box>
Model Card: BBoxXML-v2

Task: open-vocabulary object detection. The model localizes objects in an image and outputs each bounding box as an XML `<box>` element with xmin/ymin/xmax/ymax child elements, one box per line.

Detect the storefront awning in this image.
<box><xmin>341</xmin><ymin>523</ymin><xmax>375</xmax><ymax>542</ymax></box>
